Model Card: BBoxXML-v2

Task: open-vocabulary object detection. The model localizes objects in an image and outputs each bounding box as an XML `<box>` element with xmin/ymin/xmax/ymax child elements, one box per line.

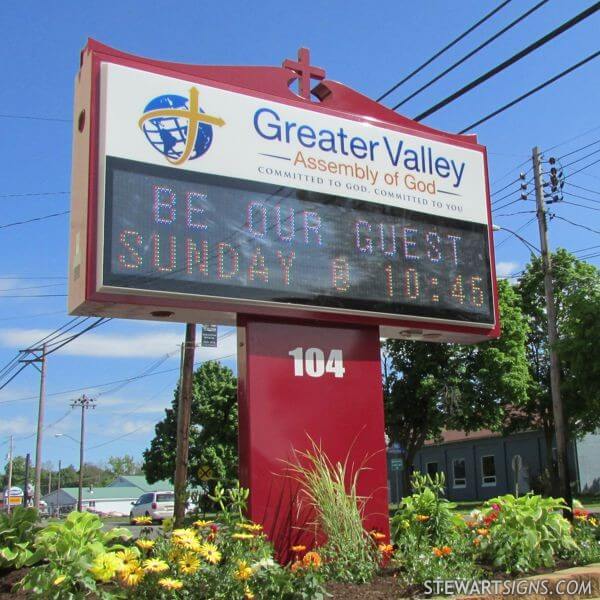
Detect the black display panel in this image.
<box><xmin>103</xmin><ymin>157</ymin><xmax>494</xmax><ymax>324</ymax></box>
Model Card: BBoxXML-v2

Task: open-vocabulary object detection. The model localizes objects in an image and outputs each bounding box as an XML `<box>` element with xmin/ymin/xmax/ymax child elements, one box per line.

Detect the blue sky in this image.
<box><xmin>1</xmin><ymin>0</ymin><xmax>599</xmax><ymax>472</ymax></box>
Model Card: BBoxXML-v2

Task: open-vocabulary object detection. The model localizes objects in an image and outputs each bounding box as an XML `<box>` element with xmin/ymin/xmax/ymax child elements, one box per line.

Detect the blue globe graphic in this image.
<box><xmin>141</xmin><ymin>94</ymin><xmax>213</xmax><ymax>161</ymax></box>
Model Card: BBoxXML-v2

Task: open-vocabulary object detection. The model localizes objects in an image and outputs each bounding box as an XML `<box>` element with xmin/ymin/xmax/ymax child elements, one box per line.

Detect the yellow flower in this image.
<box><xmin>120</xmin><ymin>566</ymin><xmax>144</xmax><ymax>587</ymax></box>
<box><xmin>89</xmin><ymin>552</ymin><xmax>124</xmax><ymax>582</ymax></box>
<box><xmin>200</xmin><ymin>542</ymin><xmax>222</xmax><ymax>564</ymax></box>
<box><xmin>235</xmin><ymin>560</ymin><xmax>253</xmax><ymax>581</ymax></box>
<box><xmin>302</xmin><ymin>551</ymin><xmax>322</xmax><ymax>569</ymax></box>
<box><xmin>238</xmin><ymin>522</ymin><xmax>263</xmax><ymax>532</ymax></box>
<box><xmin>136</xmin><ymin>539</ymin><xmax>155</xmax><ymax>551</ymax></box>
<box><xmin>244</xmin><ymin>585</ymin><xmax>255</xmax><ymax>599</ymax></box>
<box><xmin>53</xmin><ymin>574</ymin><xmax>67</xmax><ymax>586</ymax></box>
<box><xmin>589</xmin><ymin>517</ymin><xmax>598</xmax><ymax>527</ymax></box>
<box><xmin>232</xmin><ymin>532</ymin><xmax>255</xmax><ymax>540</ymax></box>
<box><xmin>132</xmin><ymin>516</ymin><xmax>153</xmax><ymax>525</ymax></box>
<box><xmin>476</xmin><ymin>528</ymin><xmax>489</xmax><ymax>537</ymax></box>
<box><xmin>178</xmin><ymin>552</ymin><xmax>200</xmax><ymax>575</ymax></box>
<box><xmin>142</xmin><ymin>558</ymin><xmax>169</xmax><ymax>573</ymax></box>
<box><xmin>291</xmin><ymin>544</ymin><xmax>306</xmax><ymax>553</ymax></box>
<box><xmin>415</xmin><ymin>514</ymin><xmax>430</xmax><ymax>522</ymax></box>
<box><xmin>158</xmin><ymin>577</ymin><xmax>184</xmax><ymax>590</ymax></box>
<box><xmin>193</xmin><ymin>519</ymin><xmax>214</xmax><ymax>528</ymax></box>
<box><xmin>115</xmin><ymin>548</ymin><xmax>140</xmax><ymax>570</ymax></box>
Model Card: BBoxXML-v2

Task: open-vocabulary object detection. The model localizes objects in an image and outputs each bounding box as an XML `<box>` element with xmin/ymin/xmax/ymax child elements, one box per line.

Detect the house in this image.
<box><xmin>41</xmin><ymin>474</ymin><xmax>175</xmax><ymax>516</ymax></box>
<box><xmin>108</xmin><ymin>475</ymin><xmax>173</xmax><ymax>492</ymax></box>
<box><xmin>387</xmin><ymin>428</ymin><xmax>599</xmax><ymax>503</ymax></box>
<box><xmin>41</xmin><ymin>486</ymin><xmax>143</xmax><ymax>516</ymax></box>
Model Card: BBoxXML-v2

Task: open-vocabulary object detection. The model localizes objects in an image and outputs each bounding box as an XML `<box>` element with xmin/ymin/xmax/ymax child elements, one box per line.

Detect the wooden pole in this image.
<box><xmin>174</xmin><ymin>324</ymin><xmax>196</xmax><ymax>527</ymax></box>
<box><xmin>532</xmin><ymin>146</ymin><xmax>573</xmax><ymax>516</ymax></box>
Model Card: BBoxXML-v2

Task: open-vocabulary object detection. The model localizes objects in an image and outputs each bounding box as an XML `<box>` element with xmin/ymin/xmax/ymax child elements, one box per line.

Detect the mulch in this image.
<box><xmin>0</xmin><ymin>567</ymin><xmax>28</xmax><ymax>598</ymax></box>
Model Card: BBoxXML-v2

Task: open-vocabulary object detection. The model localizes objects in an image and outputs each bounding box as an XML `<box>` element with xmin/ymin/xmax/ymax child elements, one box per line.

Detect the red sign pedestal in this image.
<box><xmin>237</xmin><ymin>318</ymin><xmax>390</xmax><ymax>562</ymax></box>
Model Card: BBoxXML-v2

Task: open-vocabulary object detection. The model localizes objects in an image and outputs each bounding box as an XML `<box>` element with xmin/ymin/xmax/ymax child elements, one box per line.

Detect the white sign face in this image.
<box><xmin>100</xmin><ymin>63</ymin><xmax>489</xmax><ymax>226</ymax></box>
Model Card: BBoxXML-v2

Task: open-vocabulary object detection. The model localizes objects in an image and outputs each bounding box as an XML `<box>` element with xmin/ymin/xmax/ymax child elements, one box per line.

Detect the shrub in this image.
<box><xmin>18</xmin><ymin>511</ymin><xmax>131</xmax><ymax>599</ymax></box>
<box><xmin>391</xmin><ymin>472</ymin><xmax>465</xmax><ymax>548</ymax></box>
<box><xmin>0</xmin><ymin>506</ymin><xmax>40</xmax><ymax>569</ymax></box>
<box><xmin>392</xmin><ymin>473</ymin><xmax>480</xmax><ymax>587</ymax></box>
<box><xmin>563</xmin><ymin>507</ymin><xmax>600</xmax><ymax>566</ymax></box>
<box><xmin>89</xmin><ymin>483</ymin><xmax>325</xmax><ymax>599</ymax></box>
<box><xmin>472</xmin><ymin>494</ymin><xmax>576</xmax><ymax>574</ymax></box>
<box><xmin>285</xmin><ymin>440</ymin><xmax>380</xmax><ymax>584</ymax></box>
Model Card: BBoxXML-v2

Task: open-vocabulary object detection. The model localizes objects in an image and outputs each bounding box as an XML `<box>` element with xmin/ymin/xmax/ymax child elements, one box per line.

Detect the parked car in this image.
<box><xmin>129</xmin><ymin>491</ymin><xmax>174</xmax><ymax>523</ymax></box>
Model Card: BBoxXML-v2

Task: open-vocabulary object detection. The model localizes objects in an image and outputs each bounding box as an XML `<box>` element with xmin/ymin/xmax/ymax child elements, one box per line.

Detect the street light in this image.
<box><xmin>54</xmin><ymin>432</ymin><xmax>85</xmax><ymax>512</ymax></box>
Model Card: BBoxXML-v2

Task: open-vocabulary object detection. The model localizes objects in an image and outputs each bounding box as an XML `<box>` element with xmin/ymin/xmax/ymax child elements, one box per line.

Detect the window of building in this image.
<box><xmin>452</xmin><ymin>458</ymin><xmax>466</xmax><ymax>488</ymax></box>
<box><xmin>426</xmin><ymin>462</ymin><xmax>439</xmax><ymax>477</ymax></box>
<box><xmin>481</xmin><ymin>455</ymin><xmax>497</xmax><ymax>486</ymax></box>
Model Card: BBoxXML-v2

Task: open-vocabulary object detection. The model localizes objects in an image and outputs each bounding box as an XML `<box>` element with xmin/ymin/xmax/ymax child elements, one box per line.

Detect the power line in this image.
<box><xmin>555</xmin><ymin>138</ymin><xmax>600</xmax><ymax>161</ymax></box>
<box><xmin>415</xmin><ymin>2</ymin><xmax>600</xmax><ymax>121</ymax></box>
<box><xmin>495</xmin><ymin>216</ymin><xmax>537</xmax><ymax>249</ymax></box>
<box><xmin>0</xmin><ymin>283</ymin><xmax>65</xmax><ymax>292</ymax></box>
<box><xmin>543</xmin><ymin>124</ymin><xmax>600</xmax><ymax>153</ymax></box>
<box><xmin>562</xmin><ymin>146</ymin><xmax>600</xmax><ymax>168</ymax></box>
<box><xmin>0</xmin><ymin>211</ymin><xmax>70</xmax><ymax>230</ymax></box>
<box><xmin>376</xmin><ymin>0</ymin><xmax>513</xmax><ymax>102</ymax></box>
<box><xmin>561</xmin><ymin>200</ymin><xmax>600</xmax><ymax>211</ymax></box>
<box><xmin>458</xmin><ymin>49</ymin><xmax>600</xmax><ymax>133</ymax></box>
<box><xmin>566</xmin><ymin>182</ymin><xmax>600</xmax><ymax>196</ymax></box>
<box><xmin>551</xmin><ymin>214</ymin><xmax>600</xmax><ymax>235</ymax></box>
<box><xmin>0</xmin><ymin>328</ymin><xmax>236</xmax><ymax>405</ymax></box>
<box><xmin>0</xmin><ymin>191</ymin><xmax>68</xmax><ymax>199</ymax></box>
<box><xmin>1</xmin><ymin>294</ymin><xmax>67</xmax><ymax>298</ymax></box>
<box><xmin>0</xmin><ymin>276</ymin><xmax>67</xmax><ymax>280</ymax></box>
<box><xmin>0</xmin><ymin>310</ymin><xmax>65</xmax><ymax>322</ymax></box>
<box><xmin>392</xmin><ymin>0</ymin><xmax>550</xmax><ymax>110</ymax></box>
<box><xmin>563</xmin><ymin>191</ymin><xmax>600</xmax><ymax>204</ymax></box>
<box><xmin>0</xmin><ymin>113</ymin><xmax>70</xmax><ymax>123</ymax></box>
<box><xmin>564</xmin><ymin>156</ymin><xmax>600</xmax><ymax>180</ymax></box>
<box><xmin>493</xmin><ymin>198</ymin><xmax>522</xmax><ymax>212</ymax></box>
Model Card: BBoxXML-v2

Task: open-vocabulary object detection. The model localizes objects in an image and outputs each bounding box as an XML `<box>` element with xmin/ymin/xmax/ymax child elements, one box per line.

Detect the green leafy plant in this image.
<box><xmin>18</xmin><ymin>511</ymin><xmax>131</xmax><ymax>599</ymax></box>
<box><xmin>473</xmin><ymin>493</ymin><xmax>576</xmax><ymax>574</ymax></box>
<box><xmin>391</xmin><ymin>472</ymin><xmax>464</xmax><ymax>548</ymax></box>
<box><xmin>0</xmin><ymin>506</ymin><xmax>41</xmax><ymax>569</ymax></box>
<box><xmin>284</xmin><ymin>439</ymin><xmax>379</xmax><ymax>584</ymax></box>
<box><xmin>562</xmin><ymin>508</ymin><xmax>600</xmax><ymax>566</ymax></box>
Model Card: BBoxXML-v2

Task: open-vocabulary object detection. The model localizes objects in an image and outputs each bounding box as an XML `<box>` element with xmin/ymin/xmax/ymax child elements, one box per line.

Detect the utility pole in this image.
<box><xmin>532</xmin><ymin>146</ymin><xmax>573</xmax><ymax>515</ymax></box>
<box><xmin>71</xmin><ymin>395</ymin><xmax>96</xmax><ymax>512</ymax></box>
<box><xmin>174</xmin><ymin>323</ymin><xmax>196</xmax><ymax>527</ymax></box>
<box><xmin>57</xmin><ymin>459</ymin><xmax>61</xmax><ymax>517</ymax></box>
<box><xmin>19</xmin><ymin>343</ymin><xmax>47</xmax><ymax>509</ymax></box>
<box><xmin>6</xmin><ymin>436</ymin><xmax>13</xmax><ymax>514</ymax></box>
<box><xmin>23</xmin><ymin>453</ymin><xmax>30</xmax><ymax>507</ymax></box>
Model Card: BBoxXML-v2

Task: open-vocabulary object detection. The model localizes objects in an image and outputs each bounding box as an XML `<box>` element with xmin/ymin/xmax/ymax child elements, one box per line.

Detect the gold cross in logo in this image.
<box><xmin>138</xmin><ymin>87</ymin><xmax>225</xmax><ymax>165</ymax></box>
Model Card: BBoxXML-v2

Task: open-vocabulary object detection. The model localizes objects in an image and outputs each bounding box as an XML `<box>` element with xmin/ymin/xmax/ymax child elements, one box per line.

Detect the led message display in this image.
<box><xmin>103</xmin><ymin>157</ymin><xmax>494</xmax><ymax>324</ymax></box>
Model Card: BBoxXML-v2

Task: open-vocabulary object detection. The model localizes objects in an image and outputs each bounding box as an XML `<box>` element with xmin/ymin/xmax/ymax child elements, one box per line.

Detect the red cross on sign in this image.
<box><xmin>283</xmin><ymin>47</ymin><xmax>325</xmax><ymax>100</ymax></box>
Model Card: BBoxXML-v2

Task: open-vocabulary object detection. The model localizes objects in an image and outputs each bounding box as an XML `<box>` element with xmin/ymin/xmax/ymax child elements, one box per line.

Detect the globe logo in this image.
<box><xmin>138</xmin><ymin>87</ymin><xmax>225</xmax><ymax>166</ymax></box>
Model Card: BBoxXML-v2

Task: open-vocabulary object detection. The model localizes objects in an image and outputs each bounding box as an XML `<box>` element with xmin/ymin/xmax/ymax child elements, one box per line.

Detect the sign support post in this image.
<box><xmin>237</xmin><ymin>318</ymin><xmax>389</xmax><ymax>561</ymax></box>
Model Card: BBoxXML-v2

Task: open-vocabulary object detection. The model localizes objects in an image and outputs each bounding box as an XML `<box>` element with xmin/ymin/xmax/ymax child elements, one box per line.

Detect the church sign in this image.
<box><xmin>69</xmin><ymin>41</ymin><xmax>499</xmax><ymax>343</ymax></box>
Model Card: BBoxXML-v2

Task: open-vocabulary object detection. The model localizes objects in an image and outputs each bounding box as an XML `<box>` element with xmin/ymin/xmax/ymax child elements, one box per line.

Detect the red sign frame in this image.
<box><xmin>69</xmin><ymin>39</ymin><xmax>500</xmax><ymax>343</ymax></box>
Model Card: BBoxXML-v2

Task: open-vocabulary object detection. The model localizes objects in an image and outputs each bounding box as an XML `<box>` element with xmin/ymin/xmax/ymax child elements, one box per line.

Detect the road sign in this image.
<box><xmin>390</xmin><ymin>458</ymin><xmax>403</xmax><ymax>471</ymax></box>
<box><xmin>197</xmin><ymin>466</ymin><xmax>214</xmax><ymax>481</ymax></box>
<box><xmin>68</xmin><ymin>40</ymin><xmax>499</xmax><ymax>344</ymax></box>
<box><xmin>201</xmin><ymin>325</ymin><xmax>218</xmax><ymax>348</ymax></box>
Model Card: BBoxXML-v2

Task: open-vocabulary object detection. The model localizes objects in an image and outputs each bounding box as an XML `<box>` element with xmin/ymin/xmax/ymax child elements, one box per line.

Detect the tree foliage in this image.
<box><xmin>106</xmin><ymin>454</ymin><xmax>141</xmax><ymax>476</ymax></box>
<box><xmin>143</xmin><ymin>361</ymin><xmax>238</xmax><ymax>487</ymax></box>
<box><xmin>509</xmin><ymin>250</ymin><xmax>600</xmax><ymax>460</ymax></box>
<box><xmin>383</xmin><ymin>279</ymin><xmax>530</xmax><ymax>490</ymax></box>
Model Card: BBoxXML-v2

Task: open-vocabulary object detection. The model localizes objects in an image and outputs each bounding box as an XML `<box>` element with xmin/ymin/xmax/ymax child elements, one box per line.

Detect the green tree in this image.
<box><xmin>384</xmin><ymin>279</ymin><xmax>530</xmax><ymax>493</ymax></box>
<box><xmin>143</xmin><ymin>361</ymin><xmax>238</xmax><ymax>487</ymax></box>
<box><xmin>509</xmin><ymin>249</ymin><xmax>600</xmax><ymax>488</ymax></box>
<box><xmin>106</xmin><ymin>454</ymin><xmax>141</xmax><ymax>476</ymax></box>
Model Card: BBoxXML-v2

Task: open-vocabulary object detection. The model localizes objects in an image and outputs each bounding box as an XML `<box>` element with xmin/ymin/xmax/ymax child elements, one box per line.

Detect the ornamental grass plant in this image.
<box><xmin>285</xmin><ymin>439</ymin><xmax>380</xmax><ymax>583</ymax></box>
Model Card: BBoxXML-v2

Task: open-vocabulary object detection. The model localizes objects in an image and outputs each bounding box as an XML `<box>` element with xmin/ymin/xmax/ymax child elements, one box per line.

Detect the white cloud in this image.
<box><xmin>0</xmin><ymin>328</ymin><xmax>237</xmax><ymax>359</ymax></box>
<box><xmin>0</xmin><ymin>416</ymin><xmax>34</xmax><ymax>436</ymax></box>
<box><xmin>496</xmin><ymin>261</ymin><xmax>521</xmax><ymax>279</ymax></box>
